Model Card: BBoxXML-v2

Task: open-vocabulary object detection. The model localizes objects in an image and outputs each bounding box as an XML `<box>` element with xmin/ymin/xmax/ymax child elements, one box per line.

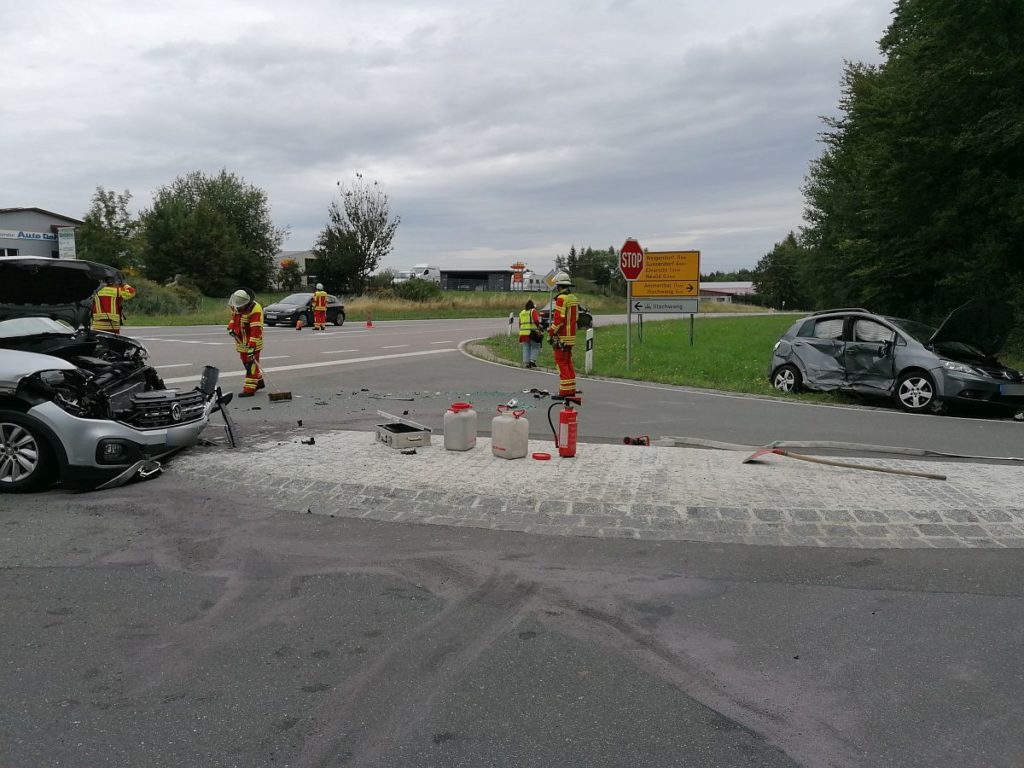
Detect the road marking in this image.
<box><xmin>382</xmin><ymin>345</ymin><xmax>409</xmax><ymax>349</ymax></box>
<box><xmin>430</xmin><ymin>340</ymin><xmax>453</xmax><ymax>344</ymax></box>
<box><xmin>321</xmin><ymin>349</ymin><xmax>361</xmax><ymax>355</ymax></box>
<box><xmin>156</xmin><ymin>363</ymin><xmax>192</xmax><ymax>368</ymax></box>
<box><xmin>260</xmin><ymin>355</ymin><xmax>290</xmax><ymax>360</ymax></box>
<box><xmin>136</xmin><ymin>337</ymin><xmax>228</xmax><ymax>346</ymax></box>
<box><xmin>162</xmin><ymin>348</ymin><xmax>458</xmax><ymax>384</ymax></box>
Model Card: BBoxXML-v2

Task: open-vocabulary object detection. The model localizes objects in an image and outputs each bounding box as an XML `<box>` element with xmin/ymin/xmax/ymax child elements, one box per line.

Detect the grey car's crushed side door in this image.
<box><xmin>794</xmin><ymin>316</ymin><xmax>846</xmax><ymax>390</ymax></box>
<box><xmin>843</xmin><ymin>317</ymin><xmax>897</xmax><ymax>392</ymax></box>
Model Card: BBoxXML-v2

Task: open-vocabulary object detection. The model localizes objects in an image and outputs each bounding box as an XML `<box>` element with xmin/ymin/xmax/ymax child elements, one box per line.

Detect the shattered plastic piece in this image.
<box><xmin>250</xmin><ymin>406</ymin><xmax>262</xmax><ymax>411</ymax></box>
<box><xmin>301</xmin><ymin>437</ymin><xmax>316</xmax><ymax>445</ymax></box>
<box><xmin>360</xmin><ymin>388</ymin><xmax>369</xmax><ymax>392</ymax></box>
<box><xmin>402</xmin><ymin>410</ymin><xmax>409</xmax><ymax>415</ymax></box>
<box><xmin>401</xmin><ymin>448</ymin><xmax>417</xmax><ymax>455</ymax></box>
<box><xmin>297</xmin><ymin>419</ymin><xmax>303</xmax><ymax>427</ymax></box>
<box><xmin>506</xmin><ymin>399</ymin><xmax>518</xmax><ymax>407</ymax></box>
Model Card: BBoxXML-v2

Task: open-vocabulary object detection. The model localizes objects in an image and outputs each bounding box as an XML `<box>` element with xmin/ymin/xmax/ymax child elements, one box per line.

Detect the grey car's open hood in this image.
<box><xmin>929</xmin><ymin>299</ymin><xmax>1014</xmax><ymax>357</ymax></box>
<box><xmin>0</xmin><ymin>256</ymin><xmax>122</xmax><ymax>328</ymax></box>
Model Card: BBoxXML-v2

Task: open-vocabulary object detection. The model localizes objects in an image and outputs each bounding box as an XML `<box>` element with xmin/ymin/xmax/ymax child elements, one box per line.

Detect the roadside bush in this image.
<box><xmin>394</xmin><ymin>278</ymin><xmax>443</xmax><ymax>302</ymax></box>
<box><xmin>128</xmin><ymin>277</ymin><xmax>201</xmax><ymax>316</ymax></box>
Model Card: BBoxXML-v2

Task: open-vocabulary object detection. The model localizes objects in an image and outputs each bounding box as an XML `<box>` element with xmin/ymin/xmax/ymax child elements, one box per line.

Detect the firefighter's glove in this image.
<box><xmin>245</xmin><ymin>346</ymin><xmax>255</xmax><ymax>357</ymax></box>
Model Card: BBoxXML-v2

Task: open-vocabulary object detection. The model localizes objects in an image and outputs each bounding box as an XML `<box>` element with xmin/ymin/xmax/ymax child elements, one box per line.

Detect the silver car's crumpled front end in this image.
<box><xmin>26</xmin><ymin>390</ymin><xmax>217</xmax><ymax>490</ymax></box>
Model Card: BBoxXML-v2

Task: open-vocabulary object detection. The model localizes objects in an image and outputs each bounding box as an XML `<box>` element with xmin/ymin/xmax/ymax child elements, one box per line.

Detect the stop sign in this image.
<box><xmin>619</xmin><ymin>238</ymin><xmax>644</xmax><ymax>281</ymax></box>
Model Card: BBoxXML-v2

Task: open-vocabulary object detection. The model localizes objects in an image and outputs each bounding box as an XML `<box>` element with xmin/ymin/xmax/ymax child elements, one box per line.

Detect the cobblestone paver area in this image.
<box><xmin>173</xmin><ymin>431</ymin><xmax>1024</xmax><ymax>549</ymax></box>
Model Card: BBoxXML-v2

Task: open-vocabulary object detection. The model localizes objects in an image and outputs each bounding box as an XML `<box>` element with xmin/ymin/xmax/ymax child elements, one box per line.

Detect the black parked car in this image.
<box><xmin>263</xmin><ymin>293</ymin><xmax>346</xmax><ymax>327</ymax></box>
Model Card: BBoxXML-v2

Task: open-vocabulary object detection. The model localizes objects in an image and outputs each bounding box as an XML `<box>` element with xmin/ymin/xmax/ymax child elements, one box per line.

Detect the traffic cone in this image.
<box><xmin>295</xmin><ymin>317</ymin><xmax>304</xmax><ymax>330</ymax></box>
<box><xmin>365</xmin><ymin>312</ymin><xmax>373</xmax><ymax>329</ymax></box>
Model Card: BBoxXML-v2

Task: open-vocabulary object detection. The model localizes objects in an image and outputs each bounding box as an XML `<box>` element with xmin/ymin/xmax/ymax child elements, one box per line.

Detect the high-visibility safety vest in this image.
<box><xmin>91</xmin><ymin>283</ymin><xmax>135</xmax><ymax>330</ymax></box>
<box><xmin>312</xmin><ymin>290</ymin><xmax>328</xmax><ymax>311</ymax></box>
<box><xmin>518</xmin><ymin>308</ymin><xmax>539</xmax><ymax>341</ymax></box>
<box><xmin>548</xmin><ymin>291</ymin><xmax>579</xmax><ymax>346</ymax></box>
<box><xmin>227</xmin><ymin>302</ymin><xmax>264</xmax><ymax>352</ymax></box>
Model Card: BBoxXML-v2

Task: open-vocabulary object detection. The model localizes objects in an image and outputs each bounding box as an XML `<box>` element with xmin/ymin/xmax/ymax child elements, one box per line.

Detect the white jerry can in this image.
<box><xmin>443</xmin><ymin>401</ymin><xmax>477</xmax><ymax>451</ymax></box>
<box><xmin>491</xmin><ymin>406</ymin><xmax>529</xmax><ymax>459</ymax></box>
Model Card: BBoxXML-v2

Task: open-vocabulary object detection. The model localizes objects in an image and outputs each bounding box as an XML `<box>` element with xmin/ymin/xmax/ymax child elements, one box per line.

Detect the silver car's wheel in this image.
<box><xmin>0</xmin><ymin>417</ymin><xmax>51</xmax><ymax>492</ymax></box>
<box><xmin>772</xmin><ymin>364</ymin><xmax>802</xmax><ymax>393</ymax></box>
<box><xmin>895</xmin><ymin>372</ymin><xmax>936</xmax><ymax>413</ymax></box>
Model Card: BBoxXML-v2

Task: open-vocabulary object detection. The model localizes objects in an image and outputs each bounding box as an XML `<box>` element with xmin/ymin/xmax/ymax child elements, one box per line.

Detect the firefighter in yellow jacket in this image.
<box><xmin>91</xmin><ymin>276</ymin><xmax>136</xmax><ymax>334</ymax></box>
<box><xmin>227</xmin><ymin>289</ymin><xmax>265</xmax><ymax>397</ymax></box>
<box><xmin>311</xmin><ymin>283</ymin><xmax>328</xmax><ymax>330</ymax></box>
<box><xmin>546</xmin><ymin>272</ymin><xmax>579</xmax><ymax>397</ymax></box>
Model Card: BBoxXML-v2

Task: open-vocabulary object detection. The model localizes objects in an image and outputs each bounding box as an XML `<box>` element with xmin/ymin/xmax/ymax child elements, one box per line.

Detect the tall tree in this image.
<box><xmin>140</xmin><ymin>170</ymin><xmax>285</xmax><ymax>296</ymax></box>
<box><xmin>77</xmin><ymin>187</ymin><xmax>143</xmax><ymax>270</ymax></box>
<box><xmin>312</xmin><ymin>174</ymin><xmax>400</xmax><ymax>294</ymax></box>
<box><xmin>802</xmin><ymin>0</ymin><xmax>1024</xmax><ymax>322</ymax></box>
<box><xmin>752</xmin><ymin>233</ymin><xmax>810</xmax><ymax>310</ymax></box>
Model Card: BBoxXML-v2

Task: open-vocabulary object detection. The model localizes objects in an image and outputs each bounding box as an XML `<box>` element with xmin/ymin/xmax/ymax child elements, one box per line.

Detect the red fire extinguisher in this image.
<box><xmin>547</xmin><ymin>396</ymin><xmax>581</xmax><ymax>458</ymax></box>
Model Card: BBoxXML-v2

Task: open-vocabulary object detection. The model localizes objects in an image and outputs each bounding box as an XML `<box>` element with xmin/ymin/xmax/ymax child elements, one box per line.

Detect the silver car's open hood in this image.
<box><xmin>0</xmin><ymin>256</ymin><xmax>122</xmax><ymax>328</ymax></box>
<box><xmin>930</xmin><ymin>299</ymin><xmax>1013</xmax><ymax>358</ymax></box>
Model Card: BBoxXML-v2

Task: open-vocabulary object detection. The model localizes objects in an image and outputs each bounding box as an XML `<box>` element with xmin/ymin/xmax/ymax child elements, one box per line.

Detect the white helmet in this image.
<box><xmin>228</xmin><ymin>289</ymin><xmax>250</xmax><ymax>308</ymax></box>
<box><xmin>316</xmin><ymin>283</ymin><xmax>324</xmax><ymax>290</ymax></box>
<box><xmin>554</xmin><ymin>271</ymin><xmax>573</xmax><ymax>287</ymax></box>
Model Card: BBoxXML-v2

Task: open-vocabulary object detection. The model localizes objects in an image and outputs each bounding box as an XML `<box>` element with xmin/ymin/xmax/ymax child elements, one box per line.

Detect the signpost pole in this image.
<box><xmin>626</xmin><ymin>281</ymin><xmax>632</xmax><ymax>369</ymax></box>
<box><xmin>690</xmin><ymin>313</ymin><xmax>694</xmax><ymax>347</ymax></box>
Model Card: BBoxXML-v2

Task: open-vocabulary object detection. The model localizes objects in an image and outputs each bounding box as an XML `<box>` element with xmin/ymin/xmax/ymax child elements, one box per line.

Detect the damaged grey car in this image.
<box><xmin>0</xmin><ymin>256</ymin><xmax>223</xmax><ymax>492</ymax></box>
<box><xmin>769</xmin><ymin>303</ymin><xmax>1024</xmax><ymax>415</ymax></box>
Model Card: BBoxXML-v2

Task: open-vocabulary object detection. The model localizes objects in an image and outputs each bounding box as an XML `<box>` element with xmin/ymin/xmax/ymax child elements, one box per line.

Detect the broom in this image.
<box><xmin>248</xmin><ymin>357</ymin><xmax>292</xmax><ymax>402</ymax></box>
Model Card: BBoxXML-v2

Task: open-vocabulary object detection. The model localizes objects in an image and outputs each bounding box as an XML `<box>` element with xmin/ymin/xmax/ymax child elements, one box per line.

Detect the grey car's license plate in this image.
<box><xmin>265</xmin><ymin>314</ymin><xmax>277</xmax><ymax>320</ymax></box>
<box><xmin>999</xmin><ymin>383</ymin><xmax>1024</xmax><ymax>395</ymax></box>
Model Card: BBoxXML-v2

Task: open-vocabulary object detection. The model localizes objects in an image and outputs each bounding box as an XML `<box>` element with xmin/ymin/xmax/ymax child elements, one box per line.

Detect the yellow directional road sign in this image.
<box><xmin>631</xmin><ymin>250</ymin><xmax>700</xmax><ymax>299</ymax></box>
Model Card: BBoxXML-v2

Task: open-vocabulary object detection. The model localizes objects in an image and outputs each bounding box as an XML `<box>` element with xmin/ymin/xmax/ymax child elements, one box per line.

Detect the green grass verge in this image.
<box><xmin>477</xmin><ymin>315</ymin><xmax>1024</xmax><ymax>407</ymax></box>
<box><xmin>123</xmin><ymin>291</ymin><xmax>763</xmax><ymax>327</ymax></box>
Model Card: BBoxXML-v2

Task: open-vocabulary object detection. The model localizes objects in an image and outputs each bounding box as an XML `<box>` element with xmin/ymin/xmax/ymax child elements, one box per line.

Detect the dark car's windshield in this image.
<box><xmin>884</xmin><ymin>316</ymin><xmax>936</xmax><ymax>343</ymax></box>
<box><xmin>280</xmin><ymin>293</ymin><xmax>312</xmax><ymax>305</ymax></box>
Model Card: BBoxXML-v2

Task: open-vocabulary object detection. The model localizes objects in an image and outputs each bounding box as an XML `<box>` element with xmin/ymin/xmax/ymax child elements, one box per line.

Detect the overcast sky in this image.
<box><xmin>3</xmin><ymin>0</ymin><xmax>893</xmax><ymax>273</ymax></box>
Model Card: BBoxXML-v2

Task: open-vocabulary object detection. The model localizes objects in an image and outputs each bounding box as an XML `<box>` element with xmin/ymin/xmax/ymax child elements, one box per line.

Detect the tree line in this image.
<box><xmin>76</xmin><ymin>170</ymin><xmax>400</xmax><ymax>298</ymax></box>
<box><xmin>753</xmin><ymin>0</ymin><xmax>1023</xmax><ymax>331</ymax></box>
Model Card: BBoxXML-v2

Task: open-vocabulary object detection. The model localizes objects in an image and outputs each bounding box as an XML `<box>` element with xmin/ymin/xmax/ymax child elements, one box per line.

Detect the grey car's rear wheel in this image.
<box><xmin>772</xmin><ymin>364</ymin><xmax>802</xmax><ymax>393</ymax></box>
<box><xmin>895</xmin><ymin>371</ymin><xmax>937</xmax><ymax>413</ymax></box>
<box><xmin>0</xmin><ymin>413</ymin><xmax>54</xmax><ymax>493</ymax></box>
<box><xmin>334</xmin><ymin>311</ymin><xmax>345</xmax><ymax>326</ymax></box>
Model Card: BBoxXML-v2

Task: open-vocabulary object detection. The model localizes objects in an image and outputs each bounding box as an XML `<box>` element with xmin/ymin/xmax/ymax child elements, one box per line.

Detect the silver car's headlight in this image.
<box><xmin>941</xmin><ymin>360</ymin><xmax>977</xmax><ymax>375</ymax></box>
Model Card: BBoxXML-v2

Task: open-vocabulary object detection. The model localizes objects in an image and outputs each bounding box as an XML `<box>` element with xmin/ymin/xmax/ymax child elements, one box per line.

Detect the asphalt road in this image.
<box><xmin>132</xmin><ymin>318</ymin><xmax>1023</xmax><ymax>458</ymax></box>
<box><xmin>3</xmin><ymin>482</ymin><xmax>1023</xmax><ymax>768</ymax></box>
<box><xmin>3</xmin><ymin>316</ymin><xmax>1023</xmax><ymax>767</ymax></box>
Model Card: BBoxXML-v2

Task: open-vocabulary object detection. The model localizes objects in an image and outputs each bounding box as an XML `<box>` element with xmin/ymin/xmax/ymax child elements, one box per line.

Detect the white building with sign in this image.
<box><xmin>0</xmin><ymin>207</ymin><xmax>84</xmax><ymax>258</ymax></box>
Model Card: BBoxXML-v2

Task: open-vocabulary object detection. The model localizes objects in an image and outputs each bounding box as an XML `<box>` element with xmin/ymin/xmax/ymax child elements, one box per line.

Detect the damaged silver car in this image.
<box><xmin>0</xmin><ymin>257</ymin><xmax>223</xmax><ymax>492</ymax></box>
<box><xmin>769</xmin><ymin>302</ymin><xmax>1024</xmax><ymax>415</ymax></box>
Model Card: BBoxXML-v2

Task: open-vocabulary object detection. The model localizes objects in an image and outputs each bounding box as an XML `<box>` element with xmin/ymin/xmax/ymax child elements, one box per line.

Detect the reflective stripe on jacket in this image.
<box><xmin>548</xmin><ymin>291</ymin><xmax>578</xmax><ymax>346</ymax></box>
<box><xmin>312</xmin><ymin>290</ymin><xmax>328</xmax><ymax>310</ymax></box>
<box><xmin>227</xmin><ymin>302</ymin><xmax>264</xmax><ymax>352</ymax></box>
<box><xmin>91</xmin><ymin>284</ymin><xmax>135</xmax><ymax>329</ymax></box>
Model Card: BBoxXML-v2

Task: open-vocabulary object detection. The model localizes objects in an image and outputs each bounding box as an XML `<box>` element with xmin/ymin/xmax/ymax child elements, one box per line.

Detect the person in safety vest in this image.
<box><xmin>518</xmin><ymin>298</ymin><xmax>542</xmax><ymax>368</ymax></box>
<box><xmin>227</xmin><ymin>289</ymin><xmax>265</xmax><ymax>397</ymax></box>
<box><xmin>311</xmin><ymin>283</ymin><xmax>328</xmax><ymax>331</ymax></box>
<box><xmin>91</xmin><ymin>276</ymin><xmax>136</xmax><ymax>334</ymax></box>
<box><xmin>546</xmin><ymin>272</ymin><xmax>579</xmax><ymax>396</ymax></box>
